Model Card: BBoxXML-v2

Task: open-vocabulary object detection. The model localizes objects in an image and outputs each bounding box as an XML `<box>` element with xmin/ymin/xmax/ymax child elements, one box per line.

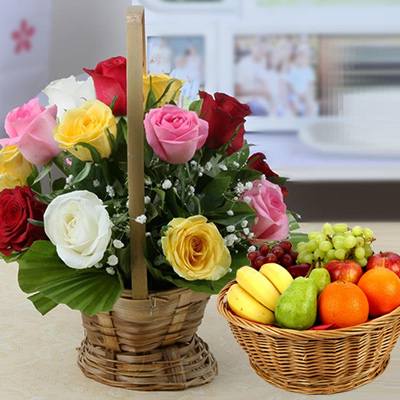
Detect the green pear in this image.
<box><xmin>309</xmin><ymin>268</ymin><xmax>331</xmax><ymax>296</ymax></box>
<box><xmin>275</xmin><ymin>277</ymin><xmax>317</xmax><ymax>330</ymax></box>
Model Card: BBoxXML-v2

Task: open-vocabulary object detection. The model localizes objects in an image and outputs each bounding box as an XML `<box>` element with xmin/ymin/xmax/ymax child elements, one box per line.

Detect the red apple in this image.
<box><xmin>366</xmin><ymin>252</ymin><xmax>400</xmax><ymax>278</ymax></box>
<box><xmin>325</xmin><ymin>260</ymin><xmax>364</xmax><ymax>284</ymax></box>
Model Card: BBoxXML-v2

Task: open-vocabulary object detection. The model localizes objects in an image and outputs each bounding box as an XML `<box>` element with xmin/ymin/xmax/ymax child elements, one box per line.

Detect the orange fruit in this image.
<box><xmin>318</xmin><ymin>281</ymin><xmax>369</xmax><ymax>327</ymax></box>
<box><xmin>358</xmin><ymin>268</ymin><xmax>400</xmax><ymax>318</ymax></box>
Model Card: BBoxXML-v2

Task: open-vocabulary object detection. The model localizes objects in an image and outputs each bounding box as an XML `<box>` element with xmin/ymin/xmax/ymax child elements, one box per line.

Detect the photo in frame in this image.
<box><xmin>146</xmin><ymin>24</ymin><xmax>217</xmax><ymax>108</ymax></box>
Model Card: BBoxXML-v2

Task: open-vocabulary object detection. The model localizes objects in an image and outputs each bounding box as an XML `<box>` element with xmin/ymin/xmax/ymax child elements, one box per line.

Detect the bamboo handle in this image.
<box><xmin>126</xmin><ymin>6</ymin><xmax>148</xmax><ymax>300</ymax></box>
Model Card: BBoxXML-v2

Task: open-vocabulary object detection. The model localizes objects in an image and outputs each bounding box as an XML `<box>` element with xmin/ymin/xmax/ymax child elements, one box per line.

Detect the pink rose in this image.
<box><xmin>1</xmin><ymin>98</ymin><xmax>61</xmax><ymax>165</ymax></box>
<box><xmin>144</xmin><ymin>105</ymin><xmax>208</xmax><ymax>164</ymax></box>
<box><xmin>240</xmin><ymin>180</ymin><xmax>289</xmax><ymax>245</ymax></box>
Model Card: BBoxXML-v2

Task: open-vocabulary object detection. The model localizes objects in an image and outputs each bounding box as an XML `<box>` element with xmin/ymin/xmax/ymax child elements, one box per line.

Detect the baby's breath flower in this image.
<box><xmin>135</xmin><ymin>214</ymin><xmax>147</xmax><ymax>224</ymax></box>
<box><xmin>94</xmin><ymin>263</ymin><xmax>103</xmax><ymax>269</ymax></box>
<box><xmin>113</xmin><ymin>239</ymin><xmax>124</xmax><ymax>249</ymax></box>
<box><xmin>245</xmin><ymin>182</ymin><xmax>253</xmax><ymax>191</ymax></box>
<box><xmin>93</xmin><ymin>179</ymin><xmax>100</xmax><ymax>188</ymax></box>
<box><xmin>260</xmin><ymin>174</ymin><xmax>266</xmax><ymax>180</ymax></box>
<box><xmin>248</xmin><ymin>245</ymin><xmax>256</xmax><ymax>253</ymax></box>
<box><xmin>162</xmin><ymin>179</ymin><xmax>172</xmax><ymax>190</ymax></box>
<box><xmin>232</xmin><ymin>161</ymin><xmax>240</xmax><ymax>168</ymax></box>
<box><xmin>106</xmin><ymin>267</ymin><xmax>116</xmax><ymax>275</ymax></box>
<box><xmin>227</xmin><ymin>225</ymin><xmax>235</xmax><ymax>233</ymax></box>
<box><xmin>241</xmin><ymin>220</ymin><xmax>248</xmax><ymax>228</ymax></box>
<box><xmin>106</xmin><ymin>185</ymin><xmax>115</xmax><ymax>198</ymax></box>
<box><xmin>205</xmin><ymin>162</ymin><xmax>212</xmax><ymax>171</ymax></box>
<box><xmin>107</xmin><ymin>255</ymin><xmax>118</xmax><ymax>266</ymax></box>
<box><xmin>144</xmin><ymin>178</ymin><xmax>152</xmax><ymax>186</ymax></box>
<box><xmin>235</xmin><ymin>182</ymin><xmax>245</xmax><ymax>195</ymax></box>
<box><xmin>144</xmin><ymin>196</ymin><xmax>151</xmax><ymax>204</ymax></box>
<box><xmin>219</xmin><ymin>164</ymin><xmax>228</xmax><ymax>171</ymax></box>
<box><xmin>190</xmin><ymin>160</ymin><xmax>198</xmax><ymax>169</ymax></box>
<box><xmin>243</xmin><ymin>196</ymin><xmax>251</xmax><ymax>204</ymax></box>
<box><xmin>227</xmin><ymin>210</ymin><xmax>234</xmax><ymax>216</ymax></box>
<box><xmin>145</xmin><ymin>232</ymin><xmax>151</xmax><ymax>237</ymax></box>
<box><xmin>243</xmin><ymin>228</ymin><xmax>250</xmax><ymax>235</ymax></box>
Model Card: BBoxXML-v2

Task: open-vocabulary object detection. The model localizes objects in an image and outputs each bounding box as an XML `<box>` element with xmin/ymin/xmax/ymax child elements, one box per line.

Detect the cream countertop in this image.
<box><xmin>0</xmin><ymin>222</ymin><xmax>399</xmax><ymax>400</ymax></box>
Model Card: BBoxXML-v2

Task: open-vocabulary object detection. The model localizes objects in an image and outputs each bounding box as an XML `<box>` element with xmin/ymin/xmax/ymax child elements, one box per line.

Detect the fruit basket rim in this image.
<box><xmin>217</xmin><ymin>280</ymin><xmax>400</xmax><ymax>340</ymax></box>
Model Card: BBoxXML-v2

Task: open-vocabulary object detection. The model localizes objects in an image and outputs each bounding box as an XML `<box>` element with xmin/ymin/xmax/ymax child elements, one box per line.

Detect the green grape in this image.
<box><xmin>364</xmin><ymin>245</ymin><xmax>373</xmax><ymax>258</ymax></box>
<box><xmin>308</xmin><ymin>232</ymin><xmax>319</xmax><ymax>240</ymax></box>
<box><xmin>358</xmin><ymin>258</ymin><xmax>368</xmax><ymax>267</ymax></box>
<box><xmin>306</xmin><ymin>240</ymin><xmax>318</xmax><ymax>252</ymax></box>
<box><xmin>304</xmin><ymin>254</ymin><xmax>313</xmax><ymax>264</ymax></box>
<box><xmin>327</xmin><ymin>249</ymin><xmax>336</xmax><ymax>260</ymax></box>
<box><xmin>352</xmin><ymin>226</ymin><xmax>363</xmax><ymax>236</ymax></box>
<box><xmin>323</xmin><ymin>257</ymin><xmax>331</xmax><ymax>265</ymax></box>
<box><xmin>298</xmin><ymin>250</ymin><xmax>311</xmax><ymax>262</ymax></box>
<box><xmin>335</xmin><ymin>249</ymin><xmax>347</xmax><ymax>260</ymax></box>
<box><xmin>319</xmin><ymin>240</ymin><xmax>333</xmax><ymax>252</ymax></box>
<box><xmin>344</xmin><ymin>235</ymin><xmax>357</xmax><ymax>249</ymax></box>
<box><xmin>333</xmin><ymin>223</ymin><xmax>348</xmax><ymax>233</ymax></box>
<box><xmin>363</xmin><ymin>228</ymin><xmax>373</xmax><ymax>238</ymax></box>
<box><xmin>355</xmin><ymin>247</ymin><xmax>366</xmax><ymax>259</ymax></box>
<box><xmin>355</xmin><ymin>236</ymin><xmax>365</xmax><ymax>247</ymax></box>
<box><xmin>333</xmin><ymin>241</ymin><xmax>345</xmax><ymax>250</ymax></box>
<box><xmin>344</xmin><ymin>231</ymin><xmax>353</xmax><ymax>238</ymax></box>
<box><xmin>332</xmin><ymin>235</ymin><xmax>344</xmax><ymax>243</ymax></box>
<box><xmin>323</xmin><ymin>223</ymin><xmax>333</xmax><ymax>236</ymax></box>
<box><xmin>314</xmin><ymin>249</ymin><xmax>326</xmax><ymax>260</ymax></box>
<box><xmin>296</xmin><ymin>242</ymin><xmax>307</xmax><ymax>253</ymax></box>
<box><xmin>315</xmin><ymin>233</ymin><xmax>327</xmax><ymax>245</ymax></box>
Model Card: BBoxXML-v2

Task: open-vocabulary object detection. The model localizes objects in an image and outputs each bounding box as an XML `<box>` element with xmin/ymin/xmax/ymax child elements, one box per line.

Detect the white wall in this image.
<box><xmin>49</xmin><ymin>0</ymin><xmax>131</xmax><ymax>80</ymax></box>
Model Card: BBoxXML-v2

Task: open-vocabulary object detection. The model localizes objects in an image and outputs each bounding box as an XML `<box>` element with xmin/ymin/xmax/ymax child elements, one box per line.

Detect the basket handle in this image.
<box><xmin>126</xmin><ymin>6</ymin><xmax>148</xmax><ymax>300</ymax></box>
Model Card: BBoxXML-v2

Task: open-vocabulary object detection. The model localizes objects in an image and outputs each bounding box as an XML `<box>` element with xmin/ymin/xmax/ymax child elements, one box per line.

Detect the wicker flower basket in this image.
<box><xmin>77</xmin><ymin>6</ymin><xmax>217</xmax><ymax>390</ymax></box>
<box><xmin>217</xmin><ymin>280</ymin><xmax>400</xmax><ymax>395</ymax></box>
<box><xmin>78</xmin><ymin>288</ymin><xmax>217</xmax><ymax>390</ymax></box>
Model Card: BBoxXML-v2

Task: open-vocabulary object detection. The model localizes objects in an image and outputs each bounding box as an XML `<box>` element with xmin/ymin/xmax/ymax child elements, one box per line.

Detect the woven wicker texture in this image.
<box><xmin>78</xmin><ymin>288</ymin><xmax>218</xmax><ymax>391</ymax></box>
<box><xmin>217</xmin><ymin>280</ymin><xmax>400</xmax><ymax>395</ymax></box>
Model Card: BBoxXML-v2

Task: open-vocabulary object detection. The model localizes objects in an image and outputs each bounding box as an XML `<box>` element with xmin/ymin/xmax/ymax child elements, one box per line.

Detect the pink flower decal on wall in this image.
<box><xmin>12</xmin><ymin>20</ymin><xmax>36</xmax><ymax>54</ymax></box>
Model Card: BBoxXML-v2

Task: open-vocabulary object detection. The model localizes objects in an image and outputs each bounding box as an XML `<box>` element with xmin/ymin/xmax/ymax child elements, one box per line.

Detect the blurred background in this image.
<box><xmin>1</xmin><ymin>0</ymin><xmax>399</xmax><ymax>221</ymax></box>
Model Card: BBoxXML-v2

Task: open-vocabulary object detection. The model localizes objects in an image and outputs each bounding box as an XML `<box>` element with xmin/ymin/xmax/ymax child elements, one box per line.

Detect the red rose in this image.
<box><xmin>0</xmin><ymin>186</ymin><xmax>47</xmax><ymax>255</ymax></box>
<box><xmin>248</xmin><ymin>152</ymin><xmax>289</xmax><ymax>197</ymax></box>
<box><xmin>84</xmin><ymin>56</ymin><xmax>127</xmax><ymax>116</ymax></box>
<box><xmin>200</xmin><ymin>92</ymin><xmax>251</xmax><ymax>155</ymax></box>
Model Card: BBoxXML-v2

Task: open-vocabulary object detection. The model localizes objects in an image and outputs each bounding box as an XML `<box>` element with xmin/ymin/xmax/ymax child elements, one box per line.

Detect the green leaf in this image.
<box><xmin>33</xmin><ymin>162</ymin><xmax>53</xmax><ymax>185</ymax></box>
<box><xmin>188</xmin><ymin>99</ymin><xmax>203</xmax><ymax>116</ymax></box>
<box><xmin>52</xmin><ymin>177</ymin><xmax>66</xmax><ymax>192</ymax></box>
<box><xmin>206</xmin><ymin>201</ymin><xmax>256</xmax><ymax>226</ymax></box>
<box><xmin>75</xmin><ymin>142</ymin><xmax>102</xmax><ymax>164</ymax></box>
<box><xmin>28</xmin><ymin>292</ymin><xmax>58</xmax><ymax>315</ymax></box>
<box><xmin>72</xmin><ymin>163</ymin><xmax>91</xmax><ymax>185</ymax></box>
<box><xmin>110</xmin><ymin>95</ymin><xmax>118</xmax><ymax>112</ymax></box>
<box><xmin>0</xmin><ymin>251</ymin><xmax>24</xmax><ymax>263</ymax></box>
<box><xmin>153</xmin><ymin>78</ymin><xmax>182</xmax><ymax>107</ymax></box>
<box><xmin>27</xmin><ymin>168</ymin><xmax>41</xmax><ymax>194</ymax></box>
<box><xmin>200</xmin><ymin>174</ymin><xmax>232</xmax><ymax>211</ymax></box>
<box><xmin>18</xmin><ymin>241</ymin><xmax>124</xmax><ymax>316</ymax></box>
<box><xmin>27</xmin><ymin>218</ymin><xmax>44</xmax><ymax>227</ymax></box>
<box><xmin>287</xmin><ymin>210</ymin><xmax>300</xmax><ymax>231</ymax></box>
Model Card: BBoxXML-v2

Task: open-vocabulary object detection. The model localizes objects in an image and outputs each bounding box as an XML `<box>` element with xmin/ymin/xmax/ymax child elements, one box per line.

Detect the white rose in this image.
<box><xmin>42</xmin><ymin>75</ymin><xmax>96</xmax><ymax>120</ymax></box>
<box><xmin>44</xmin><ymin>190</ymin><xmax>112</xmax><ymax>269</ymax></box>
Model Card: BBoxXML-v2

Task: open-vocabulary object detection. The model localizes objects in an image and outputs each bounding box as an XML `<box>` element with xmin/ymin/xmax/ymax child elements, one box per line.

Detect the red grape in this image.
<box><xmin>288</xmin><ymin>250</ymin><xmax>298</xmax><ymax>260</ymax></box>
<box><xmin>255</xmin><ymin>256</ymin><xmax>266</xmax><ymax>268</ymax></box>
<box><xmin>259</xmin><ymin>244</ymin><xmax>270</xmax><ymax>256</ymax></box>
<box><xmin>281</xmin><ymin>254</ymin><xmax>293</xmax><ymax>267</ymax></box>
<box><xmin>247</xmin><ymin>251</ymin><xmax>260</xmax><ymax>262</ymax></box>
<box><xmin>264</xmin><ymin>253</ymin><xmax>278</xmax><ymax>264</ymax></box>
<box><xmin>271</xmin><ymin>246</ymin><xmax>284</xmax><ymax>258</ymax></box>
<box><xmin>280</xmin><ymin>241</ymin><xmax>292</xmax><ymax>252</ymax></box>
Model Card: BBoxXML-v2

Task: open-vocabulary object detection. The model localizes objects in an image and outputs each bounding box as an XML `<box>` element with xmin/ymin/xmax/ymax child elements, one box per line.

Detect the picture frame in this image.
<box><xmin>219</xmin><ymin>9</ymin><xmax>400</xmax><ymax>132</ymax></box>
<box><xmin>139</xmin><ymin>0</ymin><xmax>239</xmax><ymax>13</ymax></box>
<box><xmin>146</xmin><ymin>23</ymin><xmax>218</xmax><ymax>106</ymax></box>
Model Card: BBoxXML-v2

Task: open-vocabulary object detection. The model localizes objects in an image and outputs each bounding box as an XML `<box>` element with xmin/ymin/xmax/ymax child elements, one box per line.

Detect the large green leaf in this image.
<box><xmin>27</xmin><ymin>292</ymin><xmax>58</xmax><ymax>315</ymax></box>
<box><xmin>18</xmin><ymin>241</ymin><xmax>124</xmax><ymax>316</ymax></box>
<box><xmin>289</xmin><ymin>232</ymin><xmax>309</xmax><ymax>250</ymax></box>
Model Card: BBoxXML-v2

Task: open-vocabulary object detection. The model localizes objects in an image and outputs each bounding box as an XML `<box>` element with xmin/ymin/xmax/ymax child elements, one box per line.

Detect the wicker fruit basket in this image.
<box><xmin>77</xmin><ymin>6</ymin><xmax>217</xmax><ymax>390</ymax></box>
<box><xmin>217</xmin><ymin>280</ymin><xmax>400</xmax><ymax>395</ymax></box>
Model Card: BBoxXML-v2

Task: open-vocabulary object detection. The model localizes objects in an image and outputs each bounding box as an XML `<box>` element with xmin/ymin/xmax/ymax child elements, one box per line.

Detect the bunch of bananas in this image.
<box><xmin>227</xmin><ymin>264</ymin><xmax>293</xmax><ymax>324</ymax></box>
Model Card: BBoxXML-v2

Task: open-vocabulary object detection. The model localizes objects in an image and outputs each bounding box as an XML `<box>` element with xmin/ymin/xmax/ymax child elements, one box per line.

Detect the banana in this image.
<box><xmin>236</xmin><ymin>266</ymin><xmax>280</xmax><ymax>311</ymax></box>
<box><xmin>227</xmin><ymin>284</ymin><xmax>275</xmax><ymax>325</ymax></box>
<box><xmin>260</xmin><ymin>263</ymin><xmax>293</xmax><ymax>294</ymax></box>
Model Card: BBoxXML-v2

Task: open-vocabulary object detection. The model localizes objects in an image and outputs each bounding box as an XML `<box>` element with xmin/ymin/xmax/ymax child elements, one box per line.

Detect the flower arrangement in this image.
<box><xmin>0</xmin><ymin>56</ymin><xmax>301</xmax><ymax>317</ymax></box>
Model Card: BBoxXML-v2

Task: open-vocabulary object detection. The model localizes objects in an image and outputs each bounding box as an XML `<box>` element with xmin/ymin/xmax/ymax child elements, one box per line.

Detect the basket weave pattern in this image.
<box><xmin>217</xmin><ymin>280</ymin><xmax>400</xmax><ymax>395</ymax></box>
<box><xmin>78</xmin><ymin>288</ymin><xmax>218</xmax><ymax>390</ymax></box>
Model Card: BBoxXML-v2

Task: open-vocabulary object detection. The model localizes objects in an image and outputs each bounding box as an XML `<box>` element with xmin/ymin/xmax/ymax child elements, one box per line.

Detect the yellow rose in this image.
<box><xmin>0</xmin><ymin>145</ymin><xmax>34</xmax><ymax>192</ymax></box>
<box><xmin>161</xmin><ymin>215</ymin><xmax>231</xmax><ymax>281</ymax></box>
<box><xmin>54</xmin><ymin>100</ymin><xmax>117</xmax><ymax>161</ymax></box>
<box><xmin>143</xmin><ymin>74</ymin><xmax>183</xmax><ymax>108</ymax></box>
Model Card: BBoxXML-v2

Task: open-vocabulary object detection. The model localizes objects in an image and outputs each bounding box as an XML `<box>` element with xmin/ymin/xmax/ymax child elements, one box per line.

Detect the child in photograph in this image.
<box><xmin>184</xmin><ymin>46</ymin><xmax>203</xmax><ymax>102</ymax></box>
<box><xmin>170</xmin><ymin>55</ymin><xmax>191</xmax><ymax>107</ymax></box>
<box><xmin>149</xmin><ymin>38</ymin><xmax>172</xmax><ymax>75</ymax></box>
<box><xmin>286</xmin><ymin>44</ymin><xmax>317</xmax><ymax>116</ymax></box>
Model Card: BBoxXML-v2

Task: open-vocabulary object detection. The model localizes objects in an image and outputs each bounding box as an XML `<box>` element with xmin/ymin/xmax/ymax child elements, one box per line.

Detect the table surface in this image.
<box><xmin>1</xmin><ymin>222</ymin><xmax>400</xmax><ymax>400</ymax></box>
